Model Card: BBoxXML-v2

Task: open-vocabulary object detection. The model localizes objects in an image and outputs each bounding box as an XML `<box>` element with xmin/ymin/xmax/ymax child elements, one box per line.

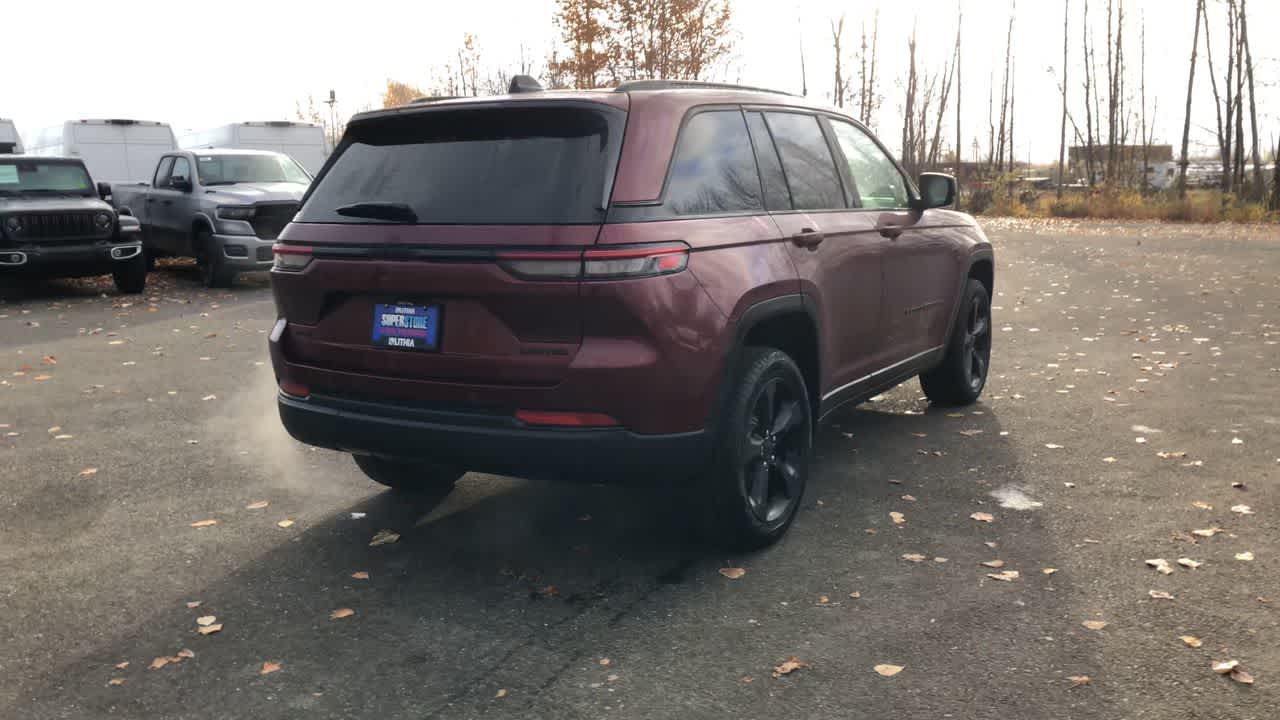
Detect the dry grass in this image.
<box><xmin>978</xmin><ymin>188</ymin><xmax>1277</xmax><ymax>224</ymax></box>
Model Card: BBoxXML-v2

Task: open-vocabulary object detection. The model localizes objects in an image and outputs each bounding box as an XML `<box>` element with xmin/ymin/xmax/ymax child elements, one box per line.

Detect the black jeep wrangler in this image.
<box><xmin>0</xmin><ymin>156</ymin><xmax>146</xmax><ymax>293</ymax></box>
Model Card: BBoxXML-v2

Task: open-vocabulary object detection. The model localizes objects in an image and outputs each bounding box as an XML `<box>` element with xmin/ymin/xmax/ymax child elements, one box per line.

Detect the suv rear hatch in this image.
<box><xmin>273</xmin><ymin>100</ymin><xmax>626</xmax><ymax>389</ymax></box>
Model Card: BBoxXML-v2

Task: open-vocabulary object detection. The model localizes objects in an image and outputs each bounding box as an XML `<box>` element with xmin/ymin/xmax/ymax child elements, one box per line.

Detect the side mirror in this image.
<box><xmin>97</xmin><ymin>182</ymin><xmax>112</xmax><ymax>200</ymax></box>
<box><xmin>171</xmin><ymin>176</ymin><xmax>192</xmax><ymax>192</ymax></box>
<box><xmin>913</xmin><ymin>172</ymin><xmax>957</xmax><ymax>210</ymax></box>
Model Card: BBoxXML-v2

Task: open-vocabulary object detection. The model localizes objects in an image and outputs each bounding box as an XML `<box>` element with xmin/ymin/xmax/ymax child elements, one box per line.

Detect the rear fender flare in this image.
<box><xmin>938</xmin><ymin>249</ymin><xmax>995</xmax><ymax>364</ymax></box>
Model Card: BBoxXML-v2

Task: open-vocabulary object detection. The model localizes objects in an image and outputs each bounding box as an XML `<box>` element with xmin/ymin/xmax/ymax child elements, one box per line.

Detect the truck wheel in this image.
<box><xmin>195</xmin><ymin>229</ymin><xmax>236</xmax><ymax>288</ymax></box>
<box><xmin>112</xmin><ymin>254</ymin><xmax>148</xmax><ymax>294</ymax></box>
<box><xmin>700</xmin><ymin>347</ymin><xmax>812</xmax><ymax>551</ymax></box>
<box><xmin>920</xmin><ymin>278</ymin><xmax>992</xmax><ymax>406</ymax></box>
<box><xmin>353</xmin><ymin>455</ymin><xmax>465</xmax><ymax>495</ymax></box>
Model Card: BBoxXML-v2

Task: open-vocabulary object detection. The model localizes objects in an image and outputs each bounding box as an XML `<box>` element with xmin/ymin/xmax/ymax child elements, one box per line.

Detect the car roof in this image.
<box><xmin>182</xmin><ymin>148</ymin><xmax>288</xmax><ymax>157</ymax></box>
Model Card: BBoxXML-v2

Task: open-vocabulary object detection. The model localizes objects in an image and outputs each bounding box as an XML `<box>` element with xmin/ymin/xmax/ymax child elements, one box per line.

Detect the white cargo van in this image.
<box><xmin>0</xmin><ymin>119</ymin><xmax>21</xmax><ymax>154</ymax></box>
<box><xmin>25</xmin><ymin>119</ymin><xmax>177</xmax><ymax>185</ymax></box>
<box><xmin>179</xmin><ymin>121</ymin><xmax>326</xmax><ymax>176</ymax></box>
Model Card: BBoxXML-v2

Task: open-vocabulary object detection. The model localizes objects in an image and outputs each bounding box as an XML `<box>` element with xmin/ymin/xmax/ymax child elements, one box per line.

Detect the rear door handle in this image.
<box><xmin>791</xmin><ymin>228</ymin><xmax>825</xmax><ymax>248</ymax></box>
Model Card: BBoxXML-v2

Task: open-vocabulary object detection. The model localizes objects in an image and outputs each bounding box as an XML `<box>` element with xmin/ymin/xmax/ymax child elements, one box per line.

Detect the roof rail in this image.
<box><xmin>408</xmin><ymin>95</ymin><xmax>464</xmax><ymax>104</ymax></box>
<box><xmin>613</xmin><ymin>80</ymin><xmax>794</xmax><ymax>96</ymax></box>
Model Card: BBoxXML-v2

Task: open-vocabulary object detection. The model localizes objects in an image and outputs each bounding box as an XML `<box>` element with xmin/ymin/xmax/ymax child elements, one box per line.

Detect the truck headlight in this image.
<box><xmin>217</xmin><ymin>206</ymin><xmax>256</xmax><ymax>221</ymax></box>
<box><xmin>3</xmin><ymin>216</ymin><xmax>20</xmax><ymax>233</ymax></box>
<box><xmin>94</xmin><ymin>212</ymin><xmax>113</xmax><ymax>229</ymax></box>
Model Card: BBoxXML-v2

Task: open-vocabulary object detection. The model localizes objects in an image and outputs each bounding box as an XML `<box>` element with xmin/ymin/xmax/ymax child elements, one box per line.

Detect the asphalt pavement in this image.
<box><xmin>1</xmin><ymin>223</ymin><xmax>1278</xmax><ymax>719</ymax></box>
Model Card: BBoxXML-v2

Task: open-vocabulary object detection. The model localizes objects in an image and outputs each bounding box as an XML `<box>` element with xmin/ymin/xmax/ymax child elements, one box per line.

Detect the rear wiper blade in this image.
<box><xmin>335</xmin><ymin>202</ymin><xmax>418</xmax><ymax>223</ymax></box>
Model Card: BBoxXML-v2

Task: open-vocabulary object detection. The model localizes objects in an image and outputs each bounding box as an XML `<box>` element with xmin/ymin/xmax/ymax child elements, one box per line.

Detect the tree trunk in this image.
<box><xmin>901</xmin><ymin>25</ymin><xmax>918</xmax><ymax>173</ymax></box>
<box><xmin>1241</xmin><ymin>0</ymin><xmax>1263</xmax><ymax>201</ymax></box>
<box><xmin>1082</xmin><ymin>0</ymin><xmax>1096</xmax><ymax>186</ymax></box>
<box><xmin>955</xmin><ymin>4</ymin><xmax>963</xmax><ymax>206</ymax></box>
<box><xmin>1175</xmin><ymin>2</ymin><xmax>1199</xmax><ymax>197</ymax></box>
<box><xmin>1058</xmin><ymin>0</ymin><xmax>1070</xmax><ymax>199</ymax></box>
<box><xmin>831</xmin><ymin>16</ymin><xmax>845</xmax><ymax>107</ymax></box>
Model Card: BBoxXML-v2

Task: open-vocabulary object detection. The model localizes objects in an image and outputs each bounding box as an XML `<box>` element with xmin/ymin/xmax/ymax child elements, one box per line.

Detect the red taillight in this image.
<box><xmin>583</xmin><ymin>243</ymin><xmax>689</xmax><ymax>279</ymax></box>
<box><xmin>279</xmin><ymin>380</ymin><xmax>311</xmax><ymax>398</ymax></box>
<box><xmin>495</xmin><ymin>243</ymin><xmax>689</xmax><ymax>281</ymax></box>
<box><xmin>515</xmin><ymin>410</ymin><xmax>619</xmax><ymax>427</ymax></box>
<box><xmin>272</xmin><ymin>244</ymin><xmax>313</xmax><ymax>271</ymax></box>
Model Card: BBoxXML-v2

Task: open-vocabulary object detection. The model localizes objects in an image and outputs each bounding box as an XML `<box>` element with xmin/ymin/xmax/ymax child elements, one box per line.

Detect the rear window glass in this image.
<box><xmin>664</xmin><ymin>110</ymin><xmax>762</xmax><ymax>215</ymax></box>
<box><xmin>299</xmin><ymin>106</ymin><xmax>623</xmax><ymax>225</ymax></box>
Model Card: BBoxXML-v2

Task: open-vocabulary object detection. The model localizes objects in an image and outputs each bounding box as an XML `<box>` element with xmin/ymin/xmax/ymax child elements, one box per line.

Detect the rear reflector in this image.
<box><xmin>279</xmin><ymin>380</ymin><xmax>311</xmax><ymax>398</ymax></box>
<box><xmin>272</xmin><ymin>244</ymin><xmax>313</xmax><ymax>271</ymax></box>
<box><xmin>515</xmin><ymin>410</ymin><xmax>619</xmax><ymax>427</ymax></box>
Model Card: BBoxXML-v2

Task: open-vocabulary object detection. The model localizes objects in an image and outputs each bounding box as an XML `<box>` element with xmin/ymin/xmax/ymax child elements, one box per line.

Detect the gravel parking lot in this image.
<box><xmin>2</xmin><ymin>220</ymin><xmax>1278</xmax><ymax>719</ymax></box>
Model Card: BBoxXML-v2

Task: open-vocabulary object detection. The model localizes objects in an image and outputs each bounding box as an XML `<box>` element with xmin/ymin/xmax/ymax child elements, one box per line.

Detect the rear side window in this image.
<box><xmin>745</xmin><ymin>112</ymin><xmax>792</xmax><ymax>211</ymax></box>
<box><xmin>764</xmin><ymin>112</ymin><xmax>845</xmax><ymax>210</ymax></box>
<box><xmin>664</xmin><ymin>110</ymin><xmax>761</xmax><ymax>215</ymax></box>
<box><xmin>299</xmin><ymin>106</ymin><xmax>623</xmax><ymax>225</ymax></box>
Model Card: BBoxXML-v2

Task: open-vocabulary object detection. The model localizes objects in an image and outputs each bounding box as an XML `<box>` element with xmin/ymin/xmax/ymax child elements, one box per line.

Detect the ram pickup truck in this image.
<box><xmin>0</xmin><ymin>156</ymin><xmax>146</xmax><ymax>293</ymax></box>
<box><xmin>110</xmin><ymin>148</ymin><xmax>311</xmax><ymax>287</ymax></box>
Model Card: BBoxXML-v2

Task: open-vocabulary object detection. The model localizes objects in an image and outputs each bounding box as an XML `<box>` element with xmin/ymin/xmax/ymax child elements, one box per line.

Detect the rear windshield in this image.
<box><xmin>298</xmin><ymin>105</ymin><xmax>624</xmax><ymax>225</ymax></box>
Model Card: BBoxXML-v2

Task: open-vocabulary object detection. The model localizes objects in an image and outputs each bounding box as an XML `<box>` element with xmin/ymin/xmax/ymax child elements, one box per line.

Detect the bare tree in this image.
<box><xmin>856</xmin><ymin>10</ymin><xmax>881</xmax><ymax>127</ymax></box>
<box><xmin>1082</xmin><ymin>0</ymin><xmax>1096</xmax><ymax>185</ymax></box>
<box><xmin>901</xmin><ymin>23</ymin><xmax>919</xmax><ymax>172</ymax></box>
<box><xmin>1057</xmin><ymin>0</ymin><xmax>1070</xmax><ymax>198</ymax></box>
<box><xmin>798</xmin><ymin>10</ymin><xmax>808</xmax><ymax>96</ymax></box>
<box><xmin>927</xmin><ymin>22</ymin><xmax>960</xmax><ymax>169</ymax></box>
<box><xmin>1240</xmin><ymin>0</ymin><xmax>1263</xmax><ymax>200</ymax></box>
<box><xmin>831</xmin><ymin>15</ymin><xmax>846</xmax><ymax>107</ymax></box>
<box><xmin>954</xmin><ymin>3</ymin><xmax>963</xmax><ymax>201</ymax></box>
<box><xmin>1177</xmin><ymin>0</ymin><xmax>1203</xmax><ymax>196</ymax></box>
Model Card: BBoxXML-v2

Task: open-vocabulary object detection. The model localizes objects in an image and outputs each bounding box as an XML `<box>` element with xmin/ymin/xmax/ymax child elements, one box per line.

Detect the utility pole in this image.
<box><xmin>325</xmin><ymin>90</ymin><xmax>338</xmax><ymax>153</ymax></box>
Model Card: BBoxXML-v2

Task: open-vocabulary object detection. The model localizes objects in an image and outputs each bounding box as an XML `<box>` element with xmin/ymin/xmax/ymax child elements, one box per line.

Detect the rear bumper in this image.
<box><xmin>0</xmin><ymin>240</ymin><xmax>142</xmax><ymax>276</ymax></box>
<box><xmin>212</xmin><ymin>232</ymin><xmax>274</xmax><ymax>271</ymax></box>
<box><xmin>277</xmin><ymin>391</ymin><xmax>708</xmax><ymax>484</ymax></box>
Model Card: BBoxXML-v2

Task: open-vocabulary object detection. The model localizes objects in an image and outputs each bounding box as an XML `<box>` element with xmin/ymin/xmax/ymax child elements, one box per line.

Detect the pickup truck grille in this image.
<box><xmin>249</xmin><ymin>203</ymin><xmax>299</xmax><ymax>240</ymax></box>
<box><xmin>10</xmin><ymin>212</ymin><xmax>111</xmax><ymax>243</ymax></box>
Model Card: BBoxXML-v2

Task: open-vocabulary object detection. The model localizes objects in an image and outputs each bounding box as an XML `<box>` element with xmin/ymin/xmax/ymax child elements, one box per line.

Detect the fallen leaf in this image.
<box><xmin>987</xmin><ymin>570</ymin><xmax>1019</xmax><ymax>582</ymax></box>
<box><xmin>901</xmin><ymin>553</ymin><xmax>927</xmax><ymax>563</ymax></box>
<box><xmin>329</xmin><ymin>608</ymin><xmax>355</xmax><ymax>620</ymax></box>
<box><xmin>189</xmin><ymin>519</ymin><xmax>217</xmax><ymax>528</ymax></box>
<box><xmin>873</xmin><ymin>664</ymin><xmax>904</xmax><ymax>677</ymax></box>
<box><xmin>107</xmin><ymin>678</ymin><xmax>125</xmax><ymax>686</ymax></box>
<box><xmin>599</xmin><ymin>658</ymin><xmax>611</xmax><ymax>666</ymax></box>
<box><xmin>719</xmin><ymin>567</ymin><xmax>746</xmax><ymax>579</ymax></box>
<box><xmin>1082</xmin><ymin>620</ymin><xmax>1108</xmax><ymax>631</ymax></box>
<box><xmin>889</xmin><ymin>511</ymin><xmax>906</xmax><ymax>525</ymax></box>
<box><xmin>186</xmin><ymin>600</ymin><xmax>202</xmax><ymax>609</ymax></box>
<box><xmin>1148</xmin><ymin>590</ymin><xmax>1175</xmax><ymax>600</ymax></box>
<box><xmin>1192</xmin><ymin>527</ymin><xmax>1223</xmax><ymax>538</ymax></box>
<box><xmin>772</xmin><ymin>656</ymin><xmax>808</xmax><ymax>678</ymax></box>
<box><xmin>970</xmin><ymin>511</ymin><xmax>995</xmax><ymax>523</ymax></box>
<box><xmin>848</xmin><ymin>591</ymin><xmax>861</xmax><ymax>599</ymax></box>
<box><xmin>260</xmin><ymin>661</ymin><xmax>282</xmax><ymax>675</ymax></box>
<box><xmin>32</xmin><ymin>374</ymin><xmax>52</xmax><ymax>382</ymax></box>
<box><xmin>245</xmin><ymin>500</ymin><xmax>269</xmax><ymax>510</ymax></box>
<box><xmin>352</xmin><ymin>571</ymin><xmax>370</xmax><ymax>580</ymax></box>
<box><xmin>369</xmin><ymin>529</ymin><xmax>400</xmax><ymax>546</ymax></box>
<box><xmin>1044</xmin><ymin>443</ymin><xmax>1064</xmax><ymax>449</ymax></box>
<box><xmin>1191</xmin><ymin>501</ymin><xmax>1212</xmax><ymax>510</ymax></box>
<box><xmin>865</xmin><ymin>528</ymin><xmax>878</xmax><ymax>535</ymax></box>
<box><xmin>177</xmin><ymin>648</ymin><xmax>195</xmax><ymax>659</ymax></box>
<box><xmin>54</xmin><ymin>434</ymin><xmax>73</xmax><ymax>440</ymax></box>
<box><xmin>196</xmin><ymin>615</ymin><xmax>217</xmax><ymax>627</ymax></box>
<box><xmin>1212</xmin><ymin>660</ymin><xmax>1240</xmax><ymax>675</ymax></box>
<box><xmin>536</xmin><ymin>585</ymin><xmax>560</xmax><ymax>598</ymax></box>
<box><xmin>1102</xmin><ymin>456</ymin><xmax>1117</xmax><ymax>463</ymax></box>
<box><xmin>1235</xmin><ymin>551</ymin><xmax>1254</xmax><ymax>561</ymax></box>
<box><xmin>1145</xmin><ymin>558</ymin><xmax>1174</xmax><ymax>575</ymax></box>
<box><xmin>958</xmin><ymin>429</ymin><xmax>983</xmax><ymax>437</ymax></box>
<box><xmin>1229</xmin><ymin>668</ymin><xmax>1255</xmax><ymax>685</ymax></box>
<box><xmin>41</xmin><ymin>355</ymin><xmax>56</xmax><ymax>365</ymax></box>
<box><xmin>981</xmin><ymin>560</ymin><xmax>1005</xmax><ymax>568</ymax></box>
<box><xmin>901</xmin><ymin>494</ymin><xmax>917</xmax><ymax>502</ymax></box>
<box><xmin>933</xmin><ymin>557</ymin><xmax>948</xmax><ymax>563</ymax></box>
<box><xmin>201</xmin><ymin>394</ymin><xmax>217</xmax><ymax>401</ymax></box>
<box><xmin>115</xmin><ymin>661</ymin><xmax>129</xmax><ymax>669</ymax></box>
<box><xmin>197</xmin><ymin>623</ymin><xmax>223</xmax><ymax>636</ymax></box>
<box><xmin>1231</xmin><ymin>481</ymin><xmax>1246</xmax><ymax>490</ymax></box>
<box><xmin>1068</xmin><ymin>675</ymin><xmax>1092</xmax><ymax>688</ymax></box>
<box><xmin>276</xmin><ymin>519</ymin><xmax>295</xmax><ymax>528</ymax></box>
<box><xmin>1043</xmin><ymin>568</ymin><xmax>1059</xmax><ymax>575</ymax></box>
<box><xmin>1158</xmin><ymin>451</ymin><xmax>1189</xmax><ymax>459</ymax></box>
<box><xmin>1231</xmin><ymin>437</ymin><xmax>1244</xmax><ymax>445</ymax></box>
<box><xmin>1180</xmin><ymin>635</ymin><xmax>1203</xmax><ymax>648</ymax></box>
<box><xmin>1230</xmin><ymin>504</ymin><xmax>1255</xmax><ymax>515</ymax></box>
<box><xmin>149</xmin><ymin>657</ymin><xmax>171</xmax><ymax>670</ymax></box>
<box><xmin>79</xmin><ymin>468</ymin><xmax>99</xmax><ymax>477</ymax></box>
<box><xmin>495</xmin><ymin>688</ymin><xmax>508</xmax><ymax>698</ymax></box>
<box><xmin>1177</xmin><ymin>558</ymin><xmax>1203</xmax><ymax>569</ymax></box>
<box><xmin>817</xmin><ymin>595</ymin><xmax>830</xmax><ymax>605</ymax></box>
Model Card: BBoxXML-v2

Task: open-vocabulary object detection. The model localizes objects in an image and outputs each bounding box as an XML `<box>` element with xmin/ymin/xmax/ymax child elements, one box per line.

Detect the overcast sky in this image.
<box><xmin>3</xmin><ymin>0</ymin><xmax>1275</xmax><ymax>163</ymax></box>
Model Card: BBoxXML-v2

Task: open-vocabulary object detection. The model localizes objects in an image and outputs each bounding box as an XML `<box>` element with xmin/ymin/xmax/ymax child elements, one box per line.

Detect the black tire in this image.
<box><xmin>145</xmin><ymin>250</ymin><xmax>157</xmax><ymax>273</ymax></box>
<box><xmin>701</xmin><ymin>347</ymin><xmax>812</xmax><ymax>551</ymax></box>
<box><xmin>111</xmin><ymin>254</ymin><xmax>148</xmax><ymax>294</ymax></box>
<box><xmin>920</xmin><ymin>278</ymin><xmax>992</xmax><ymax>406</ymax></box>
<box><xmin>353</xmin><ymin>454</ymin><xmax>465</xmax><ymax>494</ymax></box>
<box><xmin>194</xmin><ymin>229</ymin><xmax>236</xmax><ymax>288</ymax></box>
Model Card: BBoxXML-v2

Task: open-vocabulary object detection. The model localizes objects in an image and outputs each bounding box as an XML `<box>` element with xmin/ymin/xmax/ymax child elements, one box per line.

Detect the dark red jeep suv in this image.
<box><xmin>269</xmin><ymin>78</ymin><xmax>993</xmax><ymax>549</ymax></box>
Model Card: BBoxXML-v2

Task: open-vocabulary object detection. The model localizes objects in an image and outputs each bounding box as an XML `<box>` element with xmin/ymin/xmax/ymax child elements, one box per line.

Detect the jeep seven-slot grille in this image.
<box><xmin>13</xmin><ymin>212</ymin><xmax>109</xmax><ymax>243</ymax></box>
<box><xmin>249</xmin><ymin>203</ymin><xmax>299</xmax><ymax>240</ymax></box>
